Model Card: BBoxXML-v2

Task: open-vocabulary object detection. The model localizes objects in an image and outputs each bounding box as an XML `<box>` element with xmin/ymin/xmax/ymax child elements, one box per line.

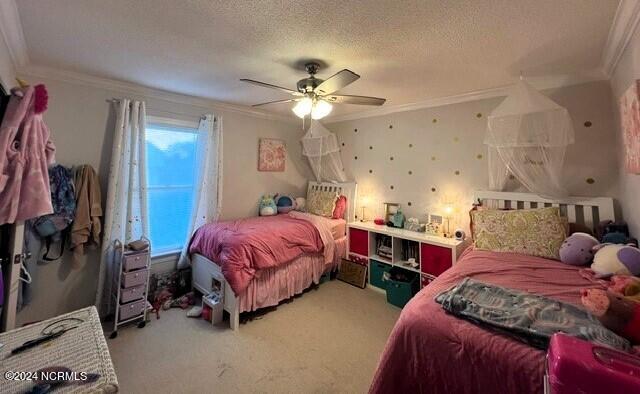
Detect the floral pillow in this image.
<box><xmin>470</xmin><ymin>207</ymin><xmax>566</xmax><ymax>260</ymax></box>
<box><xmin>307</xmin><ymin>189</ymin><xmax>338</xmax><ymax>217</ymax></box>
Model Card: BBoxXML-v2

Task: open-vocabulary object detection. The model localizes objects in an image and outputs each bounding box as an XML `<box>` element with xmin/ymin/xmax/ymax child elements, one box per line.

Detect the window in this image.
<box><xmin>145</xmin><ymin>119</ymin><xmax>200</xmax><ymax>256</ymax></box>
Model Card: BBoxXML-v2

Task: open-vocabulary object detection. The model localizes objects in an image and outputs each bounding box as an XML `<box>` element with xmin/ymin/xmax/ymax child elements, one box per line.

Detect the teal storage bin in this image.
<box><xmin>385</xmin><ymin>267</ymin><xmax>419</xmax><ymax>308</ymax></box>
<box><xmin>369</xmin><ymin>259</ymin><xmax>392</xmax><ymax>289</ymax></box>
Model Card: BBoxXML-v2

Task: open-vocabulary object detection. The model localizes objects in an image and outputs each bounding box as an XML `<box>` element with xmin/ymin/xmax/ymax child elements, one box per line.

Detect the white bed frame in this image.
<box><xmin>473</xmin><ymin>191</ymin><xmax>615</xmax><ymax>231</ymax></box>
<box><xmin>192</xmin><ymin>181</ymin><xmax>357</xmax><ymax>330</ymax></box>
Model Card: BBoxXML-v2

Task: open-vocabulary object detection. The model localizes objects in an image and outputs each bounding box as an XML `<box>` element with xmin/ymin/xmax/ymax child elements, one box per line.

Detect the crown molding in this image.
<box><xmin>602</xmin><ymin>0</ymin><xmax>640</xmax><ymax>78</ymax></box>
<box><xmin>19</xmin><ymin>64</ymin><xmax>298</xmax><ymax>124</ymax></box>
<box><xmin>0</xmin><ymin>0</ymin><xmax>29</xmax><ymax>67</ymax></box>
<box><xmin>325</xmin><ymin>70</ymin><xmax>607</xmax><ymax>123</ymax></box>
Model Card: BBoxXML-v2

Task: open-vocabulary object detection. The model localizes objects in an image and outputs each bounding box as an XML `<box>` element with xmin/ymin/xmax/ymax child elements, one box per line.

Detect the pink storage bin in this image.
<box><xmin>123</xmin><ymin>252</ymin><xmax>148</xmax><ymax>272</ymax></box>
<box><xmin>121</xmin><ymin>269</ymin><xmax>148</xmax><ymax>288</ymax></box>
<box><xmin>120</xmin><ymin>284</ymin><xmax>145</xmax><ymax>304</ymax></box>
<box><xmin>547</xmin><ymin>333</ymin><xmax>640</xmax><ymax>394</ymax></box>
<box><xmin>118</xmin><ymin>299</ymin><xmax>146</xmax><ymax>322</ymax></box>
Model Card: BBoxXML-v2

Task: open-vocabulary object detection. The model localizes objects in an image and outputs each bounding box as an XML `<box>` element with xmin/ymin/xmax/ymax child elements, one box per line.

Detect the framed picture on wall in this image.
<box><xmin>619</xmin><ymin>80</ymin><xmax>640</xmax><ymax>174</ymax></box>
<box><xmin>258</xmin><ymin>138</ymin><xmax>286</xmax><ymax>172</ymax></box>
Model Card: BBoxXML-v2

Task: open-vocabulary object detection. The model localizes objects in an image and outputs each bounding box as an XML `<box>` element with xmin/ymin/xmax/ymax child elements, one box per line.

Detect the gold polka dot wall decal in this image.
<box><xmin>390</xmin><ymin>185</ymin><xmax>394</xmax><ymax>190</ymax></box>
<box><xmin>354</xmin><ymin>156</ymin><xmax>358</xmax><ymax>160</ymax></box>
<box><xmin>586</xmin><ymin>177</ymin><xmax>595</xmax><ymax>184</ymax></box>
<box><xmin>408</xmin><ymin>170</ymin><xmax>413</xmax><ymax>175</ymax></box>
<box><xmin>409</xmin><ymin>143</ymin><xmax>413</xmax><ymax>148</ymax></box>
<box><xmin>453</xmin><ymin>137</ymin><xmax>459</xmax><ymax>142</ymax></box>
<box><xmin>341</xmin><ymin>142</ymin><xmax>345</xmax><ymax>146</ymax></box>
<box><xmin>454</xmin><ymin>170</ymin><xmax>460</xmax><ymax>175</ymax></box>
<box><xmin>431</xmin><ymin>156</ymin><xmax>436</xmax><ymax>161</ymax></box>
<box><xmin>476</xmin><ymin>113</ymin><xmax>483</xmax><ymax>118</ymax></box>
<box><xmin>369</xmin><ymin>169</ymin><xmax>373</xmax><ymax>173</ymax></box>
<box><xmin>431</xmin><ymin>187</ymin><xmax>437</xmax><ymax>192</ymax></box>
<box><xmin>477</xmin><ymin>154</ymin><xmax>483</xmax><ymax>159</ymax></box>
<box><xmin>432</xmin><ymin>118</ymin><xmax>437</xmax><ymax>123</ymax></box>
<box><xmin>408</xmin><ymin>202</ymin><xmax>412</xmax><ymax>206</ymax></box>
<box><xmin>389</xmin><ymin>125</ymin><xmax>393</xmax><ymax>129</ymax></box>
<box><xmin>390</xmin><ymin>156</ymin><xmax>394</xmax><ymax>161</ymax></box>
<box><xmin>584</xmin><ymin>121</ymin><xmax>592</xmax><ymax>127</ymax></box>
<box><xmin>369</xmin><ymin>146</ymin><xmax>373</xmax><ymax>150</ymax></box>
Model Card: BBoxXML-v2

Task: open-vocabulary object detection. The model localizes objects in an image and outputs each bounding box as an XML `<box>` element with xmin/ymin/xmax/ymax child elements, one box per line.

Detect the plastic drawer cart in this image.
<box><xmin>110</xmin><ymin>238</ymin><xmax>151</xmax><ymax>339</ymax></box>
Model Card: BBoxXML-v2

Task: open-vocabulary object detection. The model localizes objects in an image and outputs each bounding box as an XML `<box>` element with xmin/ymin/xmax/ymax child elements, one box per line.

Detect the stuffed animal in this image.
<box><xmin>275</xmin><ymin>195</ymin><xmax>296</xmax><ymax>214</ymax></box>
<box><xmin>559</xmin><ymin>232</ymin><xmax>600</xmax><ymax>266</ymax></box>
<box><xmin>259</xmin><ymin>194</ymin><xmax>278</xmax><ymax>216</ymax></box>
<box><xmin>591</xmin><ymin>244</ymin><xmax>640</xmax><ymax>278</ymax></box>
<box><xmin>294</xmin><ymin>197</ymin><xmax>306</xmax><ymax>211</ymax></box>
<box><xmin>581</xmin><ymin>289</ymin><xmax>640</xmax><ymax>344</ymax></box>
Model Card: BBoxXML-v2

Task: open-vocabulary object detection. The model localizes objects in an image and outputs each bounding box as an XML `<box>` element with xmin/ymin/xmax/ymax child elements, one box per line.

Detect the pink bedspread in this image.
<box><xmin>189</xmin><ymin>214</ymin><xmax>323</xmax><ymax>295</ymax></box>
<box><xmin>369</xmin><ymin>248</ymin><xmax>607</xmax><ymax>394</ymax></box>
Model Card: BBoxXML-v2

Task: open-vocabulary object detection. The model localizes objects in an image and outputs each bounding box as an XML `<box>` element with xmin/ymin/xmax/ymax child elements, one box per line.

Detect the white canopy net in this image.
<box><xmin>302</xmin><ymin>120</ymin><xmax>347</xmax><ymax>182</ymax></box>
<box><xmin>485</xmin><ymin>80</ymin><xmax>575</xmax><ymax>198</ymax></box>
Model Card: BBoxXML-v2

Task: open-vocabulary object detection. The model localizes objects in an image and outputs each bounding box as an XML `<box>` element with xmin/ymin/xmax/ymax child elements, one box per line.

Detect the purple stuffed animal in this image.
<box><xmin>559</xmin><ymin>232</ymin><xmax>600</xmax><ymax>266</ymax></box>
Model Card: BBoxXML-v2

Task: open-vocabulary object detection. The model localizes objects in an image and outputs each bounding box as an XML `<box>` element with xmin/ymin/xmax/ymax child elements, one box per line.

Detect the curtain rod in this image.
<box><xmin>106</xmin><ymin>98</ymin><xmax>209</xmax><ymax>121</ymax></box>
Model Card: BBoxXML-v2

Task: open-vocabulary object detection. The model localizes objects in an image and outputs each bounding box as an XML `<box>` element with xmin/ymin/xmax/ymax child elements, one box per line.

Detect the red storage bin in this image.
<box><xmin>421</xmin><ymin>243</ymin><xmax>452</xmax><ymax>277</ymax></box>
<box><xmin>349</xmin><ymin>228</ymin><xmax>369</xmax><ymax>256</ymax></box>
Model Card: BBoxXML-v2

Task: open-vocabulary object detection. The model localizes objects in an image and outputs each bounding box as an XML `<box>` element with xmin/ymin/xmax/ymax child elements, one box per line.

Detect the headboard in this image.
<box><xmin>473</xmin><ymin>191</ymin><xmax>615</xmax><ymax>233</ymax></box>
<box><xmin>307</xmin><ymin>181</ymin><xmax>358</xmax><ymax>223</ymax></box>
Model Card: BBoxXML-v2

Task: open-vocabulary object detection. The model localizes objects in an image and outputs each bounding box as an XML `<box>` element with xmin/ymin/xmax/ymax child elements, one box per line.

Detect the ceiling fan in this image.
<box><xmin>240</xmin><ymin>62</ymin><xmax>386</xmax><ymax>120</ymax></box>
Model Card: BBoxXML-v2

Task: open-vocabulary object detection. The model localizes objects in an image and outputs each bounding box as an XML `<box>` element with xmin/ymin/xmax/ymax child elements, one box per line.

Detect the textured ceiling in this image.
<box><xmin>16</xmin><ymin>0</ymin><xmax>619</xmax><ymax>118</ymax></box>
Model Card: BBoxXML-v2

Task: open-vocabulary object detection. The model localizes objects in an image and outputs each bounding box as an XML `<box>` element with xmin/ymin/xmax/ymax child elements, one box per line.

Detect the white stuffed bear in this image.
<box><xmin>591</xmin><ymin>244</ymin><xmax>640</xmax><ymax>278</ymax></box>
<box><xmin>294</xmin><ymin>197</ymin><xmax>306</xmax><ymax>211</ymax></box>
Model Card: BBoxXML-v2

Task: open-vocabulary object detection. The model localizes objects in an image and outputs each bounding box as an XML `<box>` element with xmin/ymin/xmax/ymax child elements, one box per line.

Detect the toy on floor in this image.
<box><xmin>187</xmin><ymin>306</ymin><xmax>202</xmax><ymax>318</ymax></box>
<box><xmin>581</xmin><ymin>289</ymin><xmax>640</xmax><ymax>345</ymax></box>
<box><xmin>259</xmin><ymin>194</ymin><xmax>278</xmax><ymax>216</ymax></box>
<box><xmin>275</xmin><ymin>195</ymin><xmax>296</xmax><ymax>214</ymax></box>
<box><xmin>162</xmin><ymin>292</ymin><xmax>195</xmax><ymax>310</ymax></box>
<box><xmin>591</xmin><ymin>244</ymin><xmax>640</xmax><ymax>278</ymax></box>
<box><xmin>559</xmin><ymin>232</ymin><xmax>600</xmax><ymax>266</ymax></box>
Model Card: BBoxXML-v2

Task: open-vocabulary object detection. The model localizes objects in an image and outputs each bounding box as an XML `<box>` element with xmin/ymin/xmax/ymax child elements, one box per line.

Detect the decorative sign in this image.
<box><xmin>337</xmin><ymin>259</ymin><xmax>367</xmax><ymax>289</ymax></box>
<box><xmin>258</xmin><ymin>138</ymin><xmax>286</xmax><ymax>172</ymax></box>
<box><xmin>619</xmin><ymin>80</ymin><xmax>640</xmax><ymax>174</ymax></box>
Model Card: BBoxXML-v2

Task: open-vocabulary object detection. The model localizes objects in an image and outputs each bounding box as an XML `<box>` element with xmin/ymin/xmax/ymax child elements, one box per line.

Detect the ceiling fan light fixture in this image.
<box><xmin>311</xmin><ymin>100</ymin><xmax>333</xmax><ymax>120</ymax></box>
<box><xmin>292</xmin><ymin>97</ymin><xmax>313</xmax><ymax>118</ymax></box>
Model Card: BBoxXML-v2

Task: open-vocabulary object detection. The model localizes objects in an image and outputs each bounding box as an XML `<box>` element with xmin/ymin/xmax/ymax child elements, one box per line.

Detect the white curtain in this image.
<box><xmin>485</xmin><ymin>80</ymin><xmax>575</xmax><ymax>198</ymax></box>
<box><xmin>302</xmin><ymin>120</ymin><xmax>347</xmax><ymax>182</ymax></box>
<box><xmin>177</xmin><ymin>114</ymin><xmax>223</xmax><ymax>269</ymax></box>
<box><xmin>95</xmin><ymin>99</ymin><xmax>149</xmax><ymax>317</ymax></box>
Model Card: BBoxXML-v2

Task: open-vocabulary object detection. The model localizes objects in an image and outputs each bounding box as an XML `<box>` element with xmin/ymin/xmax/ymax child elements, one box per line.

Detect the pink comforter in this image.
<box><xmin>369</xmin><ymin>248</ymin><xmax>606</xmax><ymax>394</ymax></box>
<box><xmin>188</xmin><ymin>214</ymin><xmax>323</xmax><ymax>295</ymax></box>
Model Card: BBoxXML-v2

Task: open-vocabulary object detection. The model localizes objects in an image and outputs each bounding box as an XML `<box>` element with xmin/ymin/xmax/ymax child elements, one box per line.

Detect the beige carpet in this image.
<box><xmin>107</xmin><ymin>280</ymin><xmax>401</xmax><ymax>393</ymax></box>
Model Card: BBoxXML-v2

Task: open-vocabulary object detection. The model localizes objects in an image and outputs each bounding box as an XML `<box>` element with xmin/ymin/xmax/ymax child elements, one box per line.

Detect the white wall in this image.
<box><xmin>16</xmin><ymin>75</ymin><xmax>311</xmax><ymax>324</ymax></box>
<box><xmin>0</xmin><ymin>31</ymin><xmax>16</xmax><ymax>90</ymax></box>
<box><xmin>610</xmin><ymin>25</ymin><xmax>640</xmax><ymax>237</ymax></box>
<box><xmin>328</xmin><ymin>81</ymin><xmax>618</xmax><ymax>231</ymax></box>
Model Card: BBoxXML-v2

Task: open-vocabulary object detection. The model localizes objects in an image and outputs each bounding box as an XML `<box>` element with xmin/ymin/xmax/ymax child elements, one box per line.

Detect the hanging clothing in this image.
<box><xmin>177</xmin><ymin>114</ymin><xmax>223</xmax><ymax>270</ymax></box>
<box><xmin>70</xmin><ymin>164</ymin><xmax>103</xmax><ymax>268</ymax></box>
<box><xmin>95</xmin><ymin>99</ymin><xmax>149</xmax><ymax>317</ymax></box>
<box><xmin>0</xmin><ymin>85</ymin><xmax>56</xmax><ymax>225</ymax></box>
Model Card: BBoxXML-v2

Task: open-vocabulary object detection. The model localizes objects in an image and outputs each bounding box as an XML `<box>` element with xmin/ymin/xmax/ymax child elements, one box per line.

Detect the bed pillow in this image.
<box><xmin>470</xmin><ymin>207</ymin><xmax>566</xmax><ymax>260</ymax></box>
<box><xmin>332</xmin><ymin>195</ymin><xmax>347</xmax><ymax>219</ymax></box>
<box><xmin>307</xmin><ymin>189</ymin><xmax>338</xmax><ymax>217</ymax></box>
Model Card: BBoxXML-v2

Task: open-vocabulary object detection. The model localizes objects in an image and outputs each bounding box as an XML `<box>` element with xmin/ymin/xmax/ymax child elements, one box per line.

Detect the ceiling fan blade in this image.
<box><xmin>323</xmin><ymin>94</ymin><xmax>386</xmax><ymax>106</ymax></box>
<box><xmin>252</xmin><ymin>98</ymin><xmax>300</xmax><ymax>107</ymax></box>
<box><xmin>313</xmin><ymin>69</ymin><xmax>360</xmax><ymax>95</ymax></box>
<box><xmin>240</xmin><ymin>79</ymin><xmax>303</xmax><ymax>96</ymax></box>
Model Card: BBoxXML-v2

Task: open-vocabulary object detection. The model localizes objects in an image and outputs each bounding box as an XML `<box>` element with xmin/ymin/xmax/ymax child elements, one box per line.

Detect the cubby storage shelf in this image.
<box><xmin>347</xmin><ymin>221</ymin><xmax>470</xmax><ymax>292</ymax></box>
